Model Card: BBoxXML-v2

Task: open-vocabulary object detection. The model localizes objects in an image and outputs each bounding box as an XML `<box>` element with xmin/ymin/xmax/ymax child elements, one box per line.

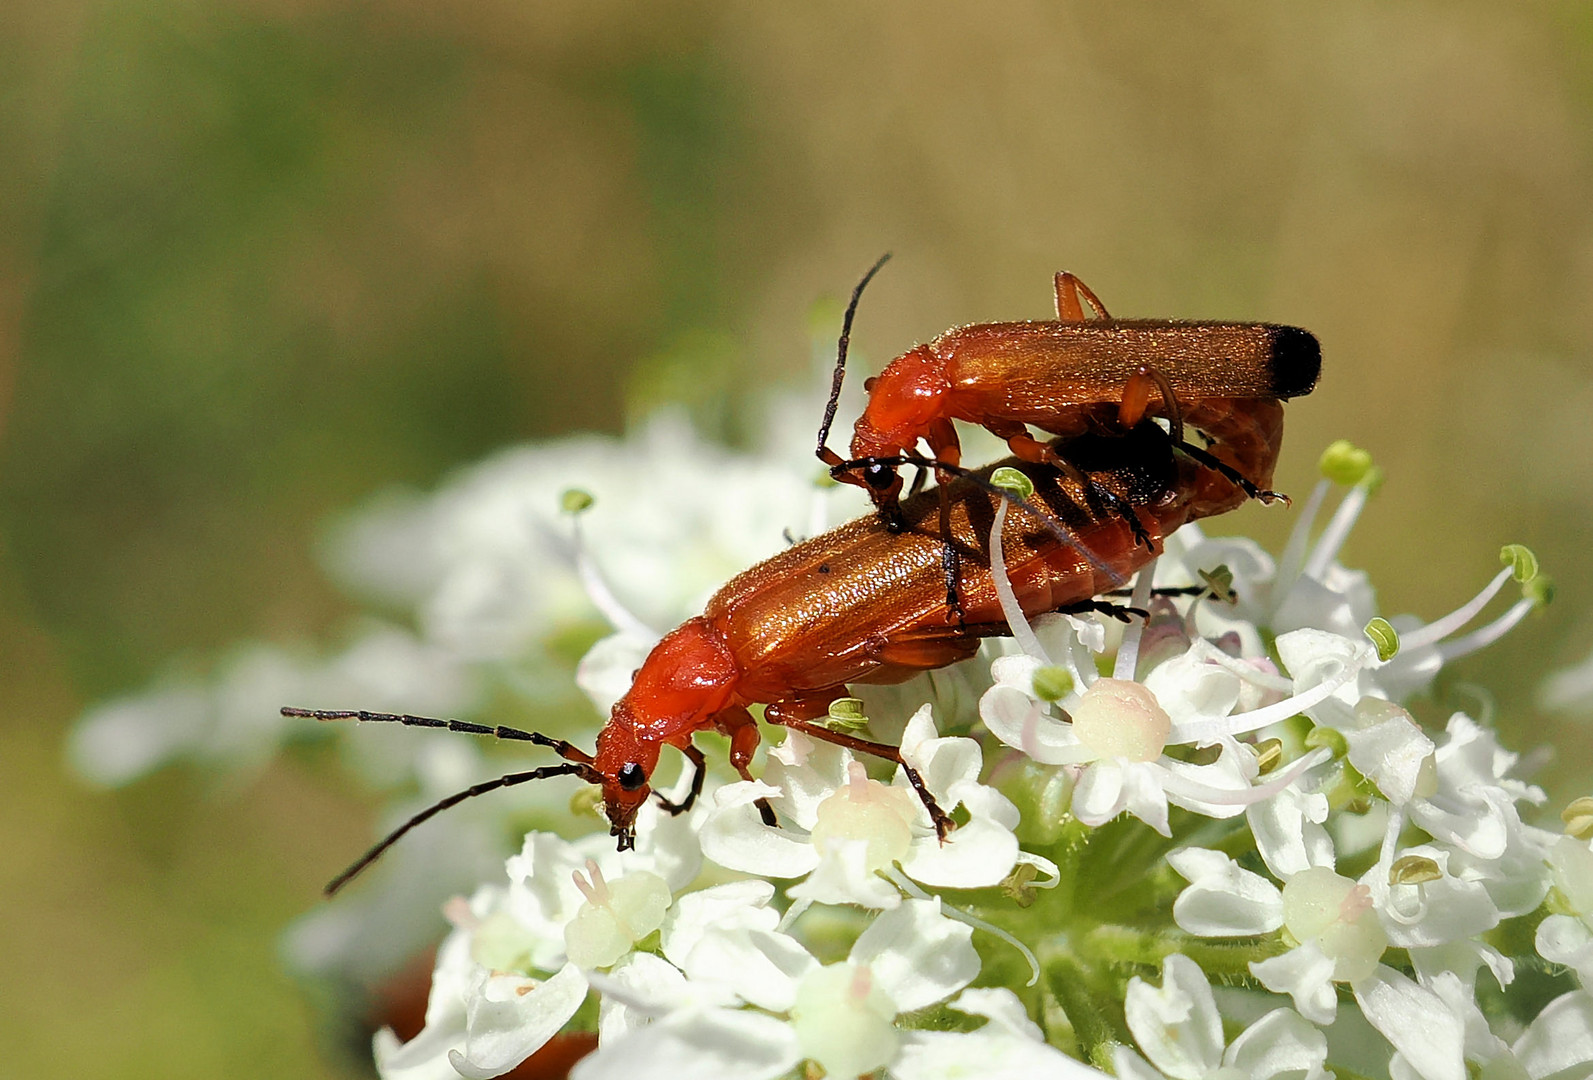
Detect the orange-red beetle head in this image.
<box><xmin>593</xmin><ymin>708</ymin><xmax>661</xmax><ymax>851</ymax></box>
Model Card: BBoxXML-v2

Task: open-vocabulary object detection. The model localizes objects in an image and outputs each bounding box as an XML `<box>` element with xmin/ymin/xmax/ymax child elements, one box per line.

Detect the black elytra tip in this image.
<box><xmin>1267</xmin><ymin>325</ymin><xmax>1322</xmax><ymax>398</ymax></box>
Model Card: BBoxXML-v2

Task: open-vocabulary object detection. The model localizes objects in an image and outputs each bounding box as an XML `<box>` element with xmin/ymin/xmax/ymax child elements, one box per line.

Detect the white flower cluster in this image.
<box><xmin>69</xmin><ymin>397</ymin><xmax>1591</xmax><ymax>1078</ymax></box>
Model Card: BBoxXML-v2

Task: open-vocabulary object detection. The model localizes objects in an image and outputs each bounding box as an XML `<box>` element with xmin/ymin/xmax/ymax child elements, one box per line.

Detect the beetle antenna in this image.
<box><xmin>322</xmin><ymin>762</ymin><xmax>601</xmax><ymax>896</ymax></box>
<box><xmin>281</xmin><ymin>707</ymin><xmax>606</xmax><ymax>894</ymax></box>
<box><xmin>280</xmin><ymin>706</ymin><xmax>596</xmax><ymax>765</ymax></box>
<box><xmin>828</xmin><ymin>453</ymin><xmax>1125</xmax><ymax>584</ymax></box>
<box><xmin>816</xmin><ymin>252</ymin><xmax>893</xmax><ymax>467</ymax></box>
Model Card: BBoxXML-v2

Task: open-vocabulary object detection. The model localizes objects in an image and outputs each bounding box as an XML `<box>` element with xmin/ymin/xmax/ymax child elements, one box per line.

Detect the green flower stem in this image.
<box><xmin>1042</xmin><ymin>950</ymin><xmax>1124</xmax><ymax>1070</ymax></box>
<box><xmin>1079</xmin><ymin>924</ymin><xmax>1286</xmax><ymax>978</ymax></box>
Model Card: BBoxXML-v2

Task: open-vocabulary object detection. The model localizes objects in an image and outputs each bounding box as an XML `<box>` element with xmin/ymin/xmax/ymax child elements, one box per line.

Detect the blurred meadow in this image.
<box><xmin>3</xmin><ymin>3</ymin><xmax>1593</xmax><ymax>1076</ymax></box>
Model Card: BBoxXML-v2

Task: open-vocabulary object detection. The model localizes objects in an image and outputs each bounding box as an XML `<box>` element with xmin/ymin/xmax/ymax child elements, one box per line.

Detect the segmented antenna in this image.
<box><xmin>816</xmin><ymin>252</ymin><xmax>892</xmax><ymax>464</ymax></box>
<box><xmin>282</xmin><ymin>707</ymin><xmax>601</xmax><ymax>896</ymax></box>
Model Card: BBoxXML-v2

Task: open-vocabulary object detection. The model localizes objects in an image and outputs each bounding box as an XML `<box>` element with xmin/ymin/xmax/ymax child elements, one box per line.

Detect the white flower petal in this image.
<box><xmin>576</xmin><ymin>632</ymin><xmax>657</xmax><ymax>712</ymax></box>
<box><xmin>1109</xmin><ymin>1045</ymin><xmax>1175</xmax><ymax>1080</ymax></box>
<box><xmin>596</xmin><ymin>953</ymin><xmax>688</xmax><ymax>1044</ymax></box>
<box><xmin>980</xmin><ymin>684</ymin><xmax>1092</xmax><ymax>765</ymax></box>
<box><xmin>1251</xmin><ymin>942</ymin><xmax>1339</xmax><ymax>1026</ymax></box>
<box><xmin>1372</xmin><ymin>852</ymin><xmax>1500</xmax><ymax>949</ymax></box>
<box><xmin>850</xmin><ymin>899</ymin><xmax>978</xmax><ymax>1012</ymax></box>
<box><xmin>893</xmin><ymin>987</ymin><xmax>1104</xmax><ymax>1079</ymax></box>
<box><xmin>896</xmin><ymin>1029</ymin><xmax>1104</xmax><ymax>1079</ymax></box>
<box><xmin>1343</xmin><ymin>716</ymin><xmax>1434</xmax><ymax>806</ymax></box>
<box><xmin>699</xmin><ymin>781</ymin><xmax>820</xmax><ymax>878</ymax></box>
<box><xmin>446</xmin><ymin>962</ymin><xmax>589</xmax><ymax>1080</ymax></box>
<box><xmin>944</xmin><ymin>987</ymin><xmax>1043</xmax><ymax>1041</ymax></box>
<box><xmin>1223</xmin><ymin>1008</ymin><xmax>1329</xmax><ymax>1080</ymax></box>
<box><xmin>658</xmin><ymin>881</ymin><xmax>815</xmax><ymax>1011</ymax></box>
<box><xmin>1350</xmin><ymin>965</ymin><xmax>1464</xmax><ymax>1080</ymax></box>
<box><xmin>375</xmin><ymin>1027</ymin><xmax>465</xmax><ymax>1080</ymax></box>
<box><xmin>1168</xmin><ymin>848</ymin><xmax>1283</xmax><ymax>937</ymax></box>
<box><xmin>374</xmin><ymin>924</ymin><xmax>480</xmax><ymax>1080</ymax></box>
<box><xmin>1123</xmin><ymin>955</ymin><xmax>1223</xmax><ymax>1079</ymax></box>
<box><xmin>672</xmin><ymin>923</ymin><xmax>816</xmax><ymax>1014</ymax></box>
<box><xmin>1513</xmin><ymin>990</ymin><xmax>1593</xmax><ymax>1080</ymax></box>
<box><xmin>660</xmin><ymin>879</ymin><xmax>779</xmax><ymax>965</ymax></box>
<box><xmin>1249</xmin><ymin>788</ymin><xmax>1334</xmax><ymax>879</ymax></box>
<box><xmin>764</xmin><ymin>732</ymin><xmax>853</xmax><ymax>828</ymax></box>
<box><xmin>899</xmin><ymin>813</ymin><xmax>1020</xmax><ymax>890</ymax></box>
<box><xmin>1536</xmin><ymin>915</ymin><xmax>1593</xmax><ymax>982</ymax></box>
<box><xmin>571</xmin><ymin>1006</ymin><xmax>802</xmax><ymax>1080</ymax></box>
<box><xmin>1142</xmin><ymin>649</ymin><xmax>1242</xmax><ymax>732</ymax></box>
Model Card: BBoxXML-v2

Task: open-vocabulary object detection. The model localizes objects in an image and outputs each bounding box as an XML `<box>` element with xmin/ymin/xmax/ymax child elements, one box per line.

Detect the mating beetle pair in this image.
<box><xmin>288</xmin><ymin>260</ymin><xmax>1319</xmax><ymax>894</ymax></box>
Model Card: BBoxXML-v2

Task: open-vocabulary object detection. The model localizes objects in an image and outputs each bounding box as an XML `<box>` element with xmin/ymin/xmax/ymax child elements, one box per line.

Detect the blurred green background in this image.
<box><xmin>4</xmin><ymin>3</ymin><xmax>1593</xmax><ymax>1076</ymax></box>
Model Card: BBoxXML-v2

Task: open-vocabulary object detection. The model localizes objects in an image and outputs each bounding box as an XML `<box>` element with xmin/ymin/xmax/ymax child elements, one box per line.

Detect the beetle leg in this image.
<box><xmin>925</xmin><ymin>418</ymin><xmax>966</xmax><ymax>623</ymax></box>
<box><xmin>1175</xmin><ymin>437</ymin><xmax>1287</xmax><ymax>505</ymax></box>
<box><xmin>1120</xmin><ymin>365</ymin><xmax>1185</xmax><ymax>443</ymax></box>
<box><xmin>1053</xmin><ymin>271</ymin><xmax>1112</xmax><ymax>322</ymax></box>
<box><xmin>764</xmin><ymin>711</ymin><xmax>954</xmax><ymax>842</ymax></box>
<box><xmin>714</xmin><ymin>706</ymin><xmax>777</xmax><ymax>826</ymax></box>
<box><xmin>988</xmin><ymin>423</ymin><xmax>1155</xmax><ymax>551</ymax></box>
<box><xmin>654</xmin><ymin>743</ymin><xmax>708</xmax><ymax>815</ymax></box>
<box><xmin>1057</xmin><ymin>598</ymin><xmax>1149</xmax><ymax>623</ymax></box>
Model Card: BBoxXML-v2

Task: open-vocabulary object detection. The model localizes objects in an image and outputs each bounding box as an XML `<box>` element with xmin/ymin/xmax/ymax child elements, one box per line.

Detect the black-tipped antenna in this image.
<box><xmin>816</xmin><ymin>253</ymin><xmax>893</xmax><ymax>466</ymax></box>
<box><xmin>827</xmin><ymin>452</ymin><xmax>1129</xmax><ymax>586</ymax></box>
<box><xmin>281</xmin><ymin>706</ymin><xmax>602</xmax><ymax>895</ymax></box>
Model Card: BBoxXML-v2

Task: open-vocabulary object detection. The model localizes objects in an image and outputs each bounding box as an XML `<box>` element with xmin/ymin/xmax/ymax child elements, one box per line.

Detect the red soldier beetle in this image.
<box><xmin>816</xmin><ymin>257</ymin><xmax>1320</xmax><ymax>534</ymax></box>
<box><xmin>286</xmin><ymin>414</ymin><xmax>1253</xmax><ymax>896</ymax></box>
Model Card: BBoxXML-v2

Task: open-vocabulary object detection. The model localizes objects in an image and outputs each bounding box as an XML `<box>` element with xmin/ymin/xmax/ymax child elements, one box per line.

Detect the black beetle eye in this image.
<box><xmin>863</xmin><ymin>461</ymin><xmax>896</xmax><ymax>491</ymax></box>
<box><xmin>618</xmin><ymin>762</ymin><xmax>647</xmax><ymax>791</ymax></box>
